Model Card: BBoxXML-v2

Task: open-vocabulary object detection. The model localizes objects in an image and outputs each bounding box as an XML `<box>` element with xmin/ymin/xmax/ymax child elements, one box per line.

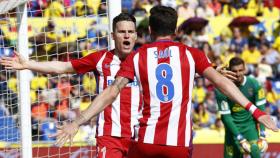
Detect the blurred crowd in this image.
<box><xmin>0</xmin><ymin>0</ymin><xmax>280</xmax><ymax>143</ymax></box>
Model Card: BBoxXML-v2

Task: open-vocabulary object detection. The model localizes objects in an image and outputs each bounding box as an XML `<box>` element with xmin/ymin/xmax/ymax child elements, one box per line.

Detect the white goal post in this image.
<box><xmin>0</xmin><ymin>0</ymin><xmax>121</xmax><ymax>158</ymax></box>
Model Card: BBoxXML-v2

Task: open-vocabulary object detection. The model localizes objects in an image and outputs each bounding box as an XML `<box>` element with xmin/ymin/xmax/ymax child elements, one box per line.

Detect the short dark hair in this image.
<box><xmin>149</xmin><ymin>6</ymin><xmax>178</xmax><ymax>37</ymax></box>
<box><xmin>113</xmin><ymin>13</ymin><xmax>136</xmax><ymax>32</ymax></box>
<box><xmin>229</xmin><ymin>57</ymin><xmax>245</xmax><ymax>69</ymax></box>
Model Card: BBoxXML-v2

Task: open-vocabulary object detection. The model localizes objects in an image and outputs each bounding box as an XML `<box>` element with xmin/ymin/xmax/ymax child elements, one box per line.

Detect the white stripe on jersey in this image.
<box><xmin>131</xmin><ymin>77</ymin><xmax>140</xmax><ymax>138</ymax></box>
<box><xmin>133</xmin><ymin>53</ymin><xmax>142</xmax><ymax>140</ymax></box>
<box><xmin>111</xmin><ymin>94</ymin><xmax>121</xmax><ymax>136</ymax></box>
<box><xmin>185</xmin><ymin>48</ymin><xmax>195</xmax><ymax>146</ymax></box>
<box><xmin>96</xmin><ymin>53</ymin><xmax>106</xmax><ymax>77</ymax></box>
<box><xmin>110</xmin><ymin>56</ymin><xmax>122</xmax><ymax>137</ymax></box>
<box><xmin>96</xmin><ymin>54</ymin><xmax>106</xmax><ymax>136</ymax></box>
<box><xmin>144</xmin><ymin>47</ymin><xmax>160</xmax><ymax>144</ymax></box>
<box><xmin>166</xmin><ymin>46</ymin><xmax>182</xmax><ymax>146</ymax></box>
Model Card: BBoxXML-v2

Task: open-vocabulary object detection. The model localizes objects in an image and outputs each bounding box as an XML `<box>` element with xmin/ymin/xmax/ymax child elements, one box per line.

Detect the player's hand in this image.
<box><xmin>49</xmin><ymin>121</ymin><xmax>79</xmax><ymax>147</ymax></box>
<box><xmin>257</xmin><ymin>136</ymin><xmax>268</xmax><ymax>153</ymax></box>
<box><xmin>237</xmin><ymin>134</ymin><xmax>251</xmax><ymax>153</ymax></box>
<box><xmin>257</xmin><ymin>115</ymin><xmax>279</xmax><ymax>132</ymax></box>
<box><xmin>216</xmin><ymin>66</ymin><xmax>237</xmax><ymax>81</ymax></box>
<box><xmin>0</xmin><ymin>51</ymin><xmax>27</xmax><ymax>70</ymax></box>
<box><xmin>239</xmin><ymin>139</ymin><xmax>251</xmax><ymax>153</ymax></box>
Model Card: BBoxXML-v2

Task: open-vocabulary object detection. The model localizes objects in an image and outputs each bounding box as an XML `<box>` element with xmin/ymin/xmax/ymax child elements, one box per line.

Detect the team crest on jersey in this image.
<box><xmin>154</xmin><ymin>48</ymin><xmax>172</xmax><ymax>59</ymax></box>
<box><xmin>248</xmin><ymin>88</ymin><xmax>254</xmax><ymax>96</ymax></box>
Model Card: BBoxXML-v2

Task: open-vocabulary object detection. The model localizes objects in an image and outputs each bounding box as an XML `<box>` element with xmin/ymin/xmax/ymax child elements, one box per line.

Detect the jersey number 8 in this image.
<box><xmin>155</xmin><ymin>63</ymin><xmax>174</xmax><ymax>102</ymax></box>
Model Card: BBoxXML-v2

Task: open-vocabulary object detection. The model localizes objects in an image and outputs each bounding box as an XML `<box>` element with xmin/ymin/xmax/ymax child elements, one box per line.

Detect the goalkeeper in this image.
<box><xmin>215</xmin><ymin>57</ymin><xmax>268</xmax><ymax>158</ymax></box>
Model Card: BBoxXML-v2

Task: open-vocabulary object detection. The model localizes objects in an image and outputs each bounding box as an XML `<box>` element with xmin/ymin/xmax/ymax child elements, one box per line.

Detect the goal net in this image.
<box><xmin>0</xmin><ymin>0</ymin><xmax>112</xmax><ymax>157</ymax></box>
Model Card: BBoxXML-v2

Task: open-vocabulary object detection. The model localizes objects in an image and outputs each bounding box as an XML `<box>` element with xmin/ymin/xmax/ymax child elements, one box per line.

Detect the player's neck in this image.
<box><xmin>154</xmin><ymin>35</ymin><xmax>173</xmax><ymax>41</ymax></box>
<box><xmin>113</xmin><ymin>49</ymin><xmax>127</xmax><ymax>60</ymax></box>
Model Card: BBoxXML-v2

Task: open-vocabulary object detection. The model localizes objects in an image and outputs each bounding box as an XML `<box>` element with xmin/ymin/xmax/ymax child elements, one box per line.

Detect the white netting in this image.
<box><xmin>0</xmin><ymin>0</ymin><xmax>109</xmax><ymax>157</ymax></box>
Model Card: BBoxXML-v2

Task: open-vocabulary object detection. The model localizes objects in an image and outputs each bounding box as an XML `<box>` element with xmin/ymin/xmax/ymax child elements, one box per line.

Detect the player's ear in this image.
<box><xmin>111</xmin><ymin>32</ymin><xmax>115</xmax><ymax>41</ymax></box>
<box><xmin>134</xmin><ymin>32</ymin><xmax>137</xmax><ymax>40</ymax></box>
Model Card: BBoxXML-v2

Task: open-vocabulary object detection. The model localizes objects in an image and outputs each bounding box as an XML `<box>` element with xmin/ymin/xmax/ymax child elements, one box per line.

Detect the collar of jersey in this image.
<box><xmin>155</xmin><ymin>39</ymin><xmax>173</xmax><ymax>42</ymax></box>
<box><xmin>241</xmin><ymin>76</ymin><xmax>247</xmax><ymax>86</ymax></box>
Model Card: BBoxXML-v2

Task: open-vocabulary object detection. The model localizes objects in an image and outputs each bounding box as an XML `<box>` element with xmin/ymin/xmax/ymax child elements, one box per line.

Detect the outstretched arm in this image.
<box><xmin>0</xmin><ymin>52</ymin><xmax>75</xmax><ymax>74</ymax></box>
<box><xmin>50</xmin><ymin>76</ymin><xmax>129</xmax><ymax>146</ymax></box>
<box><xmin>204</xmin><ymin>67</ymin><xmax>278</xmax><ymax>132</ymax></box>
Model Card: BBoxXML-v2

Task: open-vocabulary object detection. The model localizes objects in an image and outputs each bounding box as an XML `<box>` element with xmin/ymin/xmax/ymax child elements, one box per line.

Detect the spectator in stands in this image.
<box><xmin>186</xmin><ymin>0</ymin><xmax>199</xmax><ymax>10</ymax></box>
<box><xmin>54</xmin><ymin>98</ymin><xmax>73</xmax><ymax>121</ymax></box>
<box><xmin>201</xmin><ymin>42</ymin><xmax>215</xmax><ymax>62</ymax></box>
<box><xmin>29</xmin><ymin>20</ymin><xmax>60</xmax><ymax>60</ymax></box>
<box><xmin>31</xmin><ymin>91</ymin><xmax>50</xmax><ymax>123</ymax></box>
<box><xmin>122</xmin><ymin>0</ymin><xmax>133</xmax><ymax>13</ymax></box>
<box><xmin>263</xmin><ymin>0</ymin><xmax>279</xmax><ymax>18</ymax></box>
<box><xmin>57</xmin><ymin>75</ymin><xmax>72</xmax><ymax>99</ymax></box>
<box><xmin>79</xmin><ymin>95</ymin><xmax>91</xmax><ymax>112</ymax></box>
<box><xmin>204</xmin><ymin>90</ymin><xmax>218</xmax><ymax>114</ymax></box>
<box><xmin>256</xmin><ymin>31</ymin><xmax>270</xmax><ymax>48</ymax></box>
<box><xmin>0</xmin><ymin>29</ymin><xmax>13</xmax><ymax>58</ymax></box>
<box><xmin>192</xmin><ymin>77</ymin><xmax>207</xmax><ymax>105</ymax></box>
<box><xmin>41</xmin><ymin>79</ymin><xmax>58</xmax><ymax>106</ymax></box>
<box><xmin>177</xmin><ymin>1</ymin><xmax>195</xmax><ymax>20</ymax></box>
<box><xmin>31</xmin><ymin>73</ymin><xmax>48</xmax><ymax>90</ymax></box>
<box><xmin>212</xmin><ymin>36</ymin><xmax>228</xmax><ymax>59</ymax></box>
<box><xmin>260</xmin><ymin>42</ymin><xmax>280</xmax><ymax>66</ymax></box>
<box><xmin>44</xmin><ymin>0</ymin><xmax>66</xmax><ymax>17</ymax></box>
<box><xmin>70</xmin><ymin>0</ymin><xmax>93</xmax><ymax>16</ymax></box>
<box><xmin>27</xmin><ymin>0</ymin><xmax>46</xmax><ymax>17</ymax></box>
<box><xmin>230</xmin><ymin>27</ymin><xmax>248</xmax><ymax>54</ymax></box>
<box><xmin>59</xmin><ymin>30</ymin><xmax>77</xmax><ymax>54</ymax></box>
<box><xmin>237</xmin><ymin>0</ymin><xmax>257</xmax><ymax>16</ymax></box>
<box><xmin>208</xmin><ymin>0</ymin><xmax>222</xmax><ymax>16</ymax></box>
<box><xmin>241</xmin><ymin>40</ymin><xmax>261</xmax><ymax>65</ymax></box>
<box><xmin>196</xmin><ymin>0</ymin><xmax>215</xmax><ymax>18</ymax></box>
<box><xmin>141</xmin><ymin>0</ymin><xmax>154</xmax><ymax>14</ymax></box>
<box><xmin>131</xmin><ymin>0</ymin><xmax>147</xmax><ymax>17</ymax></box>
<box><xmin>193</xmin><ymin>103</ymin><xmax>211</xmax><ymax>128</ymax></box>
<box><xmin>97</xmin><ymin>0</ymin><xmax>107</xmax><ymax>16</ymax></box>
<box><xmin>221</xmin><ymin>4</ymin><xmax>238</xmax><ymax>17</ymax></box>
<box><xmin>82</xmin><ymin>73</ymin><xmax>96</xmax><ymax>95</ymax></box>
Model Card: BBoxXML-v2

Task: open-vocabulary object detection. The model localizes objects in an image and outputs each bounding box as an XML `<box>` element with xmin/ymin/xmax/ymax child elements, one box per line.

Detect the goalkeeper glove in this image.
<box><xmin>237</xmin><ymin>134</ymin><xmax>251</xmax><ymax>153</ymax></box>
<box><xmin>257</xmin><ymin>131</ymin><xmax>268</xmax><ymax>153</ymax></box>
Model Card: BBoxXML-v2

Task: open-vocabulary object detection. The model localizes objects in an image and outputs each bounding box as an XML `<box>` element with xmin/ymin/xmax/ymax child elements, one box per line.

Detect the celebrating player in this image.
<box><xmin>215</xmin><ymin>57</ymin><xmax>267</xmax><ymax>158</ymax></box>
<box><xmin>49</xmin><ymin>6</ymin><xmax>278</xmax><ymax>158</ymax></box>
<box><xmin>0</xmin><ymin>13</ymin><xmax>141</xmax><ymax>158</ymax></box>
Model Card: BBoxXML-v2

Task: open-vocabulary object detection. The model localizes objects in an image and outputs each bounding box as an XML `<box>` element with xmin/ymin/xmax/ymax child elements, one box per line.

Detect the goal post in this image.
<box><xmin>0</xmin><ymin>0</ymin><xmax>121</xmax><ymax>157</ymax></box>
<box><xmin>17</xmin><ymin>3</ymin><xmax>32</xmax><ymax>158</ymax></box>
<box><xmin>108</xmin><ymin>0</ymin><xmax>121</xmax><ymax>49</ymax></box>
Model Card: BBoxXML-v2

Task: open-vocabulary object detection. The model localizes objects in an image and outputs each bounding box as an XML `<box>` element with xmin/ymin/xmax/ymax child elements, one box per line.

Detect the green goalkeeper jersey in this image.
<box><xmin>215</xmin><ymin>76</ymin><xmax>266</xmax><ymax>135</ymax></box>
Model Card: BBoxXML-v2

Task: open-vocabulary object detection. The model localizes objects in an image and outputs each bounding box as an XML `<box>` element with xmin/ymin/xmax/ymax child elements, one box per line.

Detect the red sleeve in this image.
<box><xmin>70</xmin><ymin>51</ymin><xmax>105</xmax><ymax>74</ymax></box>
<box><xmin>116</xmin><ymin>52</ymin><xmax>136</xmax><ymax>81</ymax></box>
<box><xmin>188</xmin><ymin>47</ymin><xmax>211</xmax><ymax>75</ymax></box>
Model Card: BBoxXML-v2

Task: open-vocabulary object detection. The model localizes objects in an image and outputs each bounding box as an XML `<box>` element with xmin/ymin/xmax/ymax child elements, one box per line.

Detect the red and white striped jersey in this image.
<box><xmin>71</xmin><ymin>50</ymin><xmax>142</xmax><ymax>138</ymax></box>
<box><xmin>117</xmin><ymin>41</ymin><xmax>211</xmax><ymax>147</ymax></box>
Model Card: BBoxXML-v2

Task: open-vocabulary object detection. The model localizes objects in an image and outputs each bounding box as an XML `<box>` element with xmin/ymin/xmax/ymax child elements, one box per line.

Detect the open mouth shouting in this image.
<box><xmin>123</xmin><ymin>41</ymin><xmax>131</xmax><ymax>49</ymax></box>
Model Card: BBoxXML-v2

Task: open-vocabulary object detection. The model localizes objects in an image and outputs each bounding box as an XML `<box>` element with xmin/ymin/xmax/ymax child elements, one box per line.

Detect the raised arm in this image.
<box><xmin>50</xmin><ymin>76</ymin><xmax>129</xmax><ymax>146</ymax></box>
<box><xmin>0</xmin><ymin>52</ymin><xmax>75</xmax><ymax>74</ymax></box>
<box><xmin>203</xmin><ymin>67</ymin><xmax>278</xmax><ymax>132</ymax></box>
